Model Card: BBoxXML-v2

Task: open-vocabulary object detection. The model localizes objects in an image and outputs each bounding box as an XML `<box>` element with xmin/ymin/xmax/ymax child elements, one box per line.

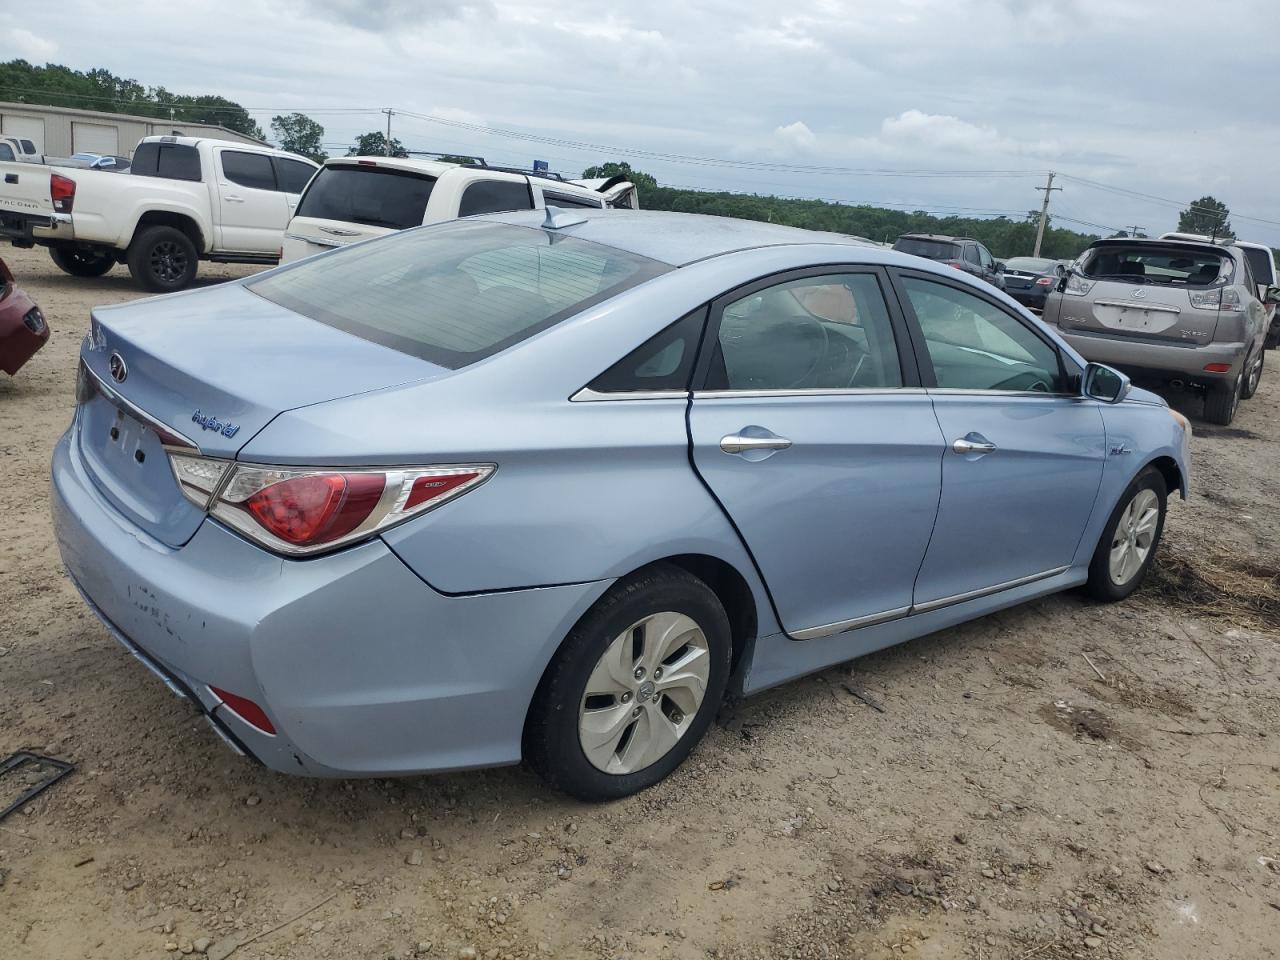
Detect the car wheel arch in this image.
<box><xmin>1144</xmin><ymin>455</ymin><xmax>1185</xmax><ymax>501</ymax></box>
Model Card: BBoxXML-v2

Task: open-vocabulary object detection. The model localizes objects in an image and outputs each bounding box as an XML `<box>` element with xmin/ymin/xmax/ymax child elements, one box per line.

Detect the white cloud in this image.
<box><xmin>2</xmin><ymin>25</ymin><xmax>58</xmax><ymax>59</ymax></box>
<box><xmin>771</xmin><ymin>120</ymin><xmax>817</xmax><ymax>153</ymax></box>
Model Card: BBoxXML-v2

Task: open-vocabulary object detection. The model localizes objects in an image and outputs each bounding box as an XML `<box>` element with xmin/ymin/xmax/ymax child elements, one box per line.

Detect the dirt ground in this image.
<box><xmin>1</xmin><ymin>242</ymin><xmax>1277</xmax><ymax>960</ymax></box>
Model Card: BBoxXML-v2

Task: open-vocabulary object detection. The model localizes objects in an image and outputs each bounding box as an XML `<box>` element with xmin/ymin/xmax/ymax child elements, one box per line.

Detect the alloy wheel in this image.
<box><xmin>149</xmin><ymin>241</ymin><xmax>189</xmax><ymax>284</ymax></box>
<box><xmin>1247</xmin><ymin>354</ymin><xmax>1262</xmax><ymax>395</ymax></box>
<box><xmin>1109</xmin><ymin>488</ymin><xmax>1160</xmax><ymax>585</ymax></box>
<box><xmin>578</xmin><ymin>611</ymin><xmax>710</xmax><ymax>774</ymax></box>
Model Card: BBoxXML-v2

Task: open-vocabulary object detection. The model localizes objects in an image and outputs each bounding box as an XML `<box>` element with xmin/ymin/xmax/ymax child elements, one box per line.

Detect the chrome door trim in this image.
<box><xmin>910</xmin><ymin>565</ymin><xmax>1071</xmax><ymax>614</ymax></box>
<box><xmin>569</xmin><ymin>387</ymin><xmax>690</xmax><ymax>402</ymax></box>
<box><xmin>790</xmin><ymin>605</ymin><xmax>912</xmax><ymax>640</ymax></box>
<box><xmin>927</xmin><ymin>388</ymin><xmax>1080</xmax><ymax>399</ymax></box>
<box><xmin>789</xmin><ymin>565</ymin><xmax>1071</xmax><ymax>639</ymax></box>
<box><xmin>692</xmin><ymin>387</ymin><xmax>928</xmax><ymax>400</ymax></box>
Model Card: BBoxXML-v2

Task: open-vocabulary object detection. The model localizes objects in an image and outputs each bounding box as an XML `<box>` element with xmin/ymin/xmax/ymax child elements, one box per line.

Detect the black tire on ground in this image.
<box><xmin>524</xmin><ymin>563</ymin><xmax>732</xmax><ymax>801</ymax></box>
<box><xmin>1202</xmin><ymin>374</ymin><xmax>1241</xmax><ymax>425</ymax></box>
<box><xmin>1085</xmin><ymin>466</ymin><xmax>1168</xmax><ymax>602</ymax></box>
<box><xmin>126</xmin><ymin>226</ymin><xmax>198</xmax><ymax>292</ymax></box>
<box><xmin>48</xmin><ymin>244</ymin><xmax>115</xmax><ymax>278</ymax></box>
<box><xmin>1240</xmin><ymin>349</ymin><xmax>1264</xmax><ymax>400</ymax></box>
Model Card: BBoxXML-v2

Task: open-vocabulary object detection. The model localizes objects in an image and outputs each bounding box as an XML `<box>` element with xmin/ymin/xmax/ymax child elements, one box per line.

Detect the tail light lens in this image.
<box><xmin>1063</xmin><ymin>273</ymin><xmax>1095</xmax><ymax>296</ymax></box>
<box><xmin>167</xmin><ymin>455</ymin><xmax>493</xmax><ymax>555</ymax></box>
<box><xmin>1035</xmin><ymin>276</ymin><xmax>1055</xmax><ymax>286</ymax></box>
<box><xmin>1188</xmin><ymin>287</ymin><xmax>1241</xmax><ymax>312</ymax></box>
<box><xmin>50</xmin><ymin>174</ymin><xmax>76</xmax><ymax>213</ymax></box>
<box><xmin>943</xmin><ymin>259</ymin><xmax>966</xmax><ymax>270</ymax></box>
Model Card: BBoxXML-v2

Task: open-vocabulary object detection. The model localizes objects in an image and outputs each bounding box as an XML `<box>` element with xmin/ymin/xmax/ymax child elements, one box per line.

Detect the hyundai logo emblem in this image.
<box><xmin>108</xmin><ymin>352</ymin><xmax>128</xmax><ymax>383</ymax></box>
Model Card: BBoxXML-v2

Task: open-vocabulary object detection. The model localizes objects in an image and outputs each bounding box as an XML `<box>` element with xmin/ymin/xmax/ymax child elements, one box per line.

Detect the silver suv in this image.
<box><xmin>1044</xmin><ymin>237</ymin><xmax>1276</xmax><ymax>424</ymax></box>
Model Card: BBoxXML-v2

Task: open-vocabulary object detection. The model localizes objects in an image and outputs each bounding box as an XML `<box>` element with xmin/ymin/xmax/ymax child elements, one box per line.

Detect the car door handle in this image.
<box><xmin>720</xmin><ymin>432</ymin><xmax>792</xmax><ymax>455</ymax></box>
<box><xmin>224</xmin><ymin>195</ymin><xmax>245</xmax><ymax>203</ymax></box>
<box><xmin>952</xmin><ymin>435</ymin><xmax>997</xmax><ymax>455</ymax></box>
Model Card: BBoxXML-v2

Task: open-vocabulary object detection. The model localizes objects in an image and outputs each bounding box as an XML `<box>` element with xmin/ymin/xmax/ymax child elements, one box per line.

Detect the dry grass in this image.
<box><xmin>1144</xmin><ymin>532</ymin><xmax>1280</xmax><ymax>628</ymax></box>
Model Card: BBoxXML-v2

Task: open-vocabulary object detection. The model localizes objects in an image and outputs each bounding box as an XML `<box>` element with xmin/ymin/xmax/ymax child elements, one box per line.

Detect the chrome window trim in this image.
<box><xmin>570</xmin><ymin>387</ymin><xmax>690</xmax><ymax>402</ymax></box>
<box><xmin>83</xmin><ymin>362</ymin><xmax>200</xmax><ymax>450</ymax></box>
<box><xmin>692</xmin><ymin>387</ymin><xmax>927</xmax><ymax>400</ymax></box>
<box><xmin>789</xmin><ymin>566</ymin><xmax>1071</xmax><ymax>640</ymax></box>
<box><xmin>926</xmin><ymin>388</ymin><xmax>1082</xmax><ymax>399</ymax></box>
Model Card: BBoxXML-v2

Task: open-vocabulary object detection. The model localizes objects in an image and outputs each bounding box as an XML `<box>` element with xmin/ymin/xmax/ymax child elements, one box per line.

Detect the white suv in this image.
<box><xmin>281</xmin><ymin>157</ymin><xmax>638</xmax><ymax>263</ymax></box>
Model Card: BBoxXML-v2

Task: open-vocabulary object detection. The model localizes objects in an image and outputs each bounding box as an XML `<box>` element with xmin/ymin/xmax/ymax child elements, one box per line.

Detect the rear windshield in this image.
<box><xmin>1080</xmin><ymin>244</ymin><xmax>1231</xmax><ymax>287</ymax></box>
<box><xmin>1004</xmin><ymin>257</ymin><xmax>1056</xmax><ymax>273</ymax></box>
<box><xmin>893</xmin><ymin>238</ymin><xmax>960</xmax><ymax>260</ymax></box>
<box><xmin>1242</xmin><ymin>247</ymin><xmax>1275</xmax><ymax>286</ymax></box>
<box><xmin>296</xmin><ymin>165</ymin><xmax>437</xmax><ymax>230</ymax></box>
<box><xmin>129</xmin><ymin>142</ymin><xmax>202</xmax><ymax>181</ymax></box>
<box><xmin>248</xmin><ymin>220</ymin><xmax>669</xmax><ymax>368</ymax></box>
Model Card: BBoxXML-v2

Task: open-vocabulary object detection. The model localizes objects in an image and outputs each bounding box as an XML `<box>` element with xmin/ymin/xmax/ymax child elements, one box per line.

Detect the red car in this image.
<box><xmin>0</xmin><ymin>256</ymin><xmax>48</xmax><ymax>375</ymax></box>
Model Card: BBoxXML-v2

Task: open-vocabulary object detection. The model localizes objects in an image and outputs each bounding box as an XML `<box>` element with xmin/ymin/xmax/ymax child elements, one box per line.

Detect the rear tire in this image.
<box><xmin>127</xmin><ymin>226</ymin><xmax>198</xmax><ymax>292</ymax></box>
<box><xmin>1085</xmin><ymin>467</ymin><xmax>1167</xmax><ymax>602</ymax></box>
<box><xmin>1202</xmin><ymin>374</ymin><xmax>1240</xmax><ymax>425</ymax></box>
<box><xmin>1240</xmin><ymin>349</ymin><xmax>1264</xmax><ymax>400</ymax></box>
<box><xmin>524</xmin><ymin>564</ymin><xmax>731</xmax><ymax>801</ymax></box>
<box><xmin>49</xmin><ymin>244</ymin><xmax>115</xmax><ymax>278</ymax></box>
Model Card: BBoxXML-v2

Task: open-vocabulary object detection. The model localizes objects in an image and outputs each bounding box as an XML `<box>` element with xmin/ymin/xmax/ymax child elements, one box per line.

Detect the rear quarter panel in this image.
<box><xmin>68</xmin><ymin>167</ymin><xmax>214</xmax><ymax>250</ymax></box>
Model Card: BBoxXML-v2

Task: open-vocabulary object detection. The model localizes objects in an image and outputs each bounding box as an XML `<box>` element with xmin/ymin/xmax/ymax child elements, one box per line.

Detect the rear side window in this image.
<box><xmin>459</xmin><ymin>179</ymin><xmax>534</xmax><ymax>217</ymax></box>
<box><xmin>274</xmin><ymin>158</ymin><xmax>316</xmax><ymax>194</ymax></box>
<box><xmin>131</xmin><ymin>142</ymin><xmax>202</xmax><ymax>181</ymax></box>
<box><xmin>0</xmin><ymin>143</ymin><xmax>13</xmax><ymax>161</ymax></box>
<box><xmin>893</xmin><ymin>238</ymin><xmax>960</xmax><ymax>261</ymax></box>
<box><xmin>964</xmin><ymin>245</ymin><xmax>980</xmax><ymax>265</ymax></box>
<box><xmin>221</xmin><ymin>151</ymin><xmax>275</xmax><ymax>190</ymax></box>
<box><xmin>588</xmin><ymin>308</ymin><xmax>705</xmax><ymax>393</ymax></box>
<box><xmin>295</xmin><ymin>166</ymin><xmax>436</xmax><ymax>229</ymax></box>
<box><xmin>20</xmin><ymin>140</ymin><xmax>35</xmax><ymax>154</ymax></box>
<box><xmin>543</xmin><ymin>191</ymin><xmax>603</xmax><ymax>209</ymax></box>
<box><xmin>1242</xmin><ymin>247</ymin><xmax>1275</xmax><ymax>286</ymax></box>
<box><xmin>248</xmin><ymin>219</ymin><xmax>669</xmax><ymax>368</ymax></box>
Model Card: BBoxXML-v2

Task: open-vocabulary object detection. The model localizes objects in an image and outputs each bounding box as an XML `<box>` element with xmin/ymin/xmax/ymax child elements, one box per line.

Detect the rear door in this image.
<box><xmin>214</xmin><ymin>148</ymin><xmax>288</xmax><ymax>253</ymax></box>
<box><xmin>891</xmin><ymin>270</ymin><xmax>1105</xmax><ymax>605</ymax></box>
<box><xmin>689</xmin><ymin>267</ymin><xmax>945</xmax><ymax>638</ymax></box>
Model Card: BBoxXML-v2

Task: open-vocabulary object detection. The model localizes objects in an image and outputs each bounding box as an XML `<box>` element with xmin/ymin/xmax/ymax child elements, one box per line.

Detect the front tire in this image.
<box><xmin>1240</xmin><ymin>349</ymin><xmax>1264</xmax><ymax>400</ymax></box>
<box><xmin>127</xmin><ymin>226</ymin><xmax>198</xmax><ymax>292</ymax></box>
<box><xmin>524</xmin><ymin>564</ymin><xmax>731</xmax><ymax>801</ymax></box>
<box><xmin>1086</xmin><ymin>467</ymin><xmax>1167</xmax><ymax>602</ymax></box>
<box><xmin>49</xmin><ymin>244</ymin><xmax>115</xmax><ymax>278</ymax></box>
<box><xmin>1202</xmin><ymin>374</ymin><xmax>1241</xmax><ymax>425</ymax></box>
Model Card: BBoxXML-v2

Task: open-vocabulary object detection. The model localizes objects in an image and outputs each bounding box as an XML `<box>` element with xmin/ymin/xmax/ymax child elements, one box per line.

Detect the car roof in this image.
<box><xmin>322</xmin><ymin>156</ymin><xmax>604</xmax><ymax>194</ymax></box>
<box><xmin>475</xmin><ymin>209</ymin><xmax>885</xmax><ymax>267</ymax></box>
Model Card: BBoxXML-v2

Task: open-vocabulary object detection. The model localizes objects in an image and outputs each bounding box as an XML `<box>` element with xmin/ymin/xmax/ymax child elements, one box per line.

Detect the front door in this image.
<box><xmin>892</xmin><ymin>271</ymin><xmax>1106</xmax><ymax>605</ymax></box>
<box><xmin>214</xmin><ymin>148</ymin><xmax>288</xmax><ymax>254</ymax></box>
<box><xmin>689</xmin><ymin>268</ymin><xmax>944</xmax><ymax>638</ymax></box>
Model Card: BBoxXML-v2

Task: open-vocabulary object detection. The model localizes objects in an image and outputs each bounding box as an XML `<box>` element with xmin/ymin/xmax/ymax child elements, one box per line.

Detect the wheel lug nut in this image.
<box><xmin>633</xmin><ymin>666</ymin><xmax>645</xmax><ymax>680</ymax></box>
<box><xmin>653</xmin><ymin>667</ymin><xmax>663</xmax><ymax>679</ymax></box>
<box><xmin>632</xmin><ymin>707</ymin><xmax>642</xmax><ymax>718</ymax></box>
<box><xmin>621</xmin><ymin>692</ymin><xmax>632</xmax><ymax>703</ymax></box>
<box><xmin>671</xmin><ymin>712</ymin><xmax>684</xmax><ymax>724</ymax></box>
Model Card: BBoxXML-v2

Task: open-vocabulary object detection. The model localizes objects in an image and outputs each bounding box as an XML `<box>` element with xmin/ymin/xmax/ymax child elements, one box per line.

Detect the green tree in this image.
<box><xmin>347</xmin><ymin>131</ymin><xmax>408</xmax><ymax>158</ymax></box>
<box><xmin>270</xmin><ymin>113</ymin><xmax>326</xmax><ymax>163</ymax></box>
<box><xmin>1177</xmin><ymin>195</ymin><xmax>1234</xmax><ymax>239</ymax></box>
<box><xmin>582</xmin><ymin>161</ymin><xmax>658</xmax><ymax>193</ymax></box>
<box><xmin>437</xmin><ymin>154</ymin><xmax>480</xmax><ymax>165</ymax></box>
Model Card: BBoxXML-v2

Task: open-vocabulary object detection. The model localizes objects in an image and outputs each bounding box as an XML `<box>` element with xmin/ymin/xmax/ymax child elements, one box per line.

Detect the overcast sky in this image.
<box><xmin>4</xmin><ymin>0</ymin><xmax>1280</xmax><ymax>244</ymax></box>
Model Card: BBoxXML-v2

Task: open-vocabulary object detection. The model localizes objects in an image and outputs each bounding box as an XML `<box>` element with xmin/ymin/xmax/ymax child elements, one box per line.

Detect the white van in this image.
<box><xmin>281</xmin><ymin>157</ymin><xmax>638</xmax><ymax>263</ymax></box>
<box><xmin>1161</xmin><ymin>231</ymin><xmax>1279</xmax><ymax>346</ymax></box>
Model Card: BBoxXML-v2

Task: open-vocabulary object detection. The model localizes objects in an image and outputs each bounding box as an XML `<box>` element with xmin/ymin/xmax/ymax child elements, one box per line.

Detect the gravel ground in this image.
<box><xmin>1</xmin><ymin>243</ymin><xmax>1277</xmax><ymax>960</ymax></box>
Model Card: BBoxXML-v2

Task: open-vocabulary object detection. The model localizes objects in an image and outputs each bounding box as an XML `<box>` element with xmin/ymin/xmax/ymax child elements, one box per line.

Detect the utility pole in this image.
<box><xmin>1125</xmin><ymin>224</ymin><xmax>1146</xmax><ymax>238</ymax></box>
<box><xmin>381</xmin><ymin>108</ymin><xmax>394</xmax><ymax>156</ymax></box>
<box><xmin>1032</xmin><ymin>172</ymin><xmax>1061</xmax><ymax>257</ymax></box>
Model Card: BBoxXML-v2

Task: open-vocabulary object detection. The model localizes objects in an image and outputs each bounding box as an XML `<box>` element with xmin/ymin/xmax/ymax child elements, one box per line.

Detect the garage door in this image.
<box><xmin>72</xmin><ymin>122</ymin><xmax>119</xmax><ymax>155</ymax></box>
<box><xmin>1</xmin><ymin>115</ymin><xmax>45</xmax><ymax>153</ymax></box>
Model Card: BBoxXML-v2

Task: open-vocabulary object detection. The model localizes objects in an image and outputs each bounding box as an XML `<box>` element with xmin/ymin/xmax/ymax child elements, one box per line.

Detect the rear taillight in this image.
<box><xmin>166</xmin><ymin>456</ymin><xmax>494</xmax><ymax>555</ymax></box>
<box><xmin>210</xmin><ymin>686</ymin><xmax>276</xmax><ymax>735</ymax></box>
<box><xmin>1188</xmin><ymin>287</ymin><xmax>1241</xmax><ymax>312</ymax></box>
<box><xmin>943</xmin><ymin>260</ymin><xmax>966</xmax><ymax>270</ymax></box>
<box><xmin>1203</xmin><ymin>362</ymin><xmax>1232</xmax><ymax>373</ymax></box>
<box><xmin>1064</xmin><ymin>273</ymin><xmax>1095</xmax><ymax>296</ymax></box>
<box><xmin>50</xmin><ymin>174</ymin><xmax>75</xmax><ymax>214</ymax></box>
<box><xmin>1035</xmin><ymin>276</ymin><xmax>1055</xmax><ymax>286</ymax></box>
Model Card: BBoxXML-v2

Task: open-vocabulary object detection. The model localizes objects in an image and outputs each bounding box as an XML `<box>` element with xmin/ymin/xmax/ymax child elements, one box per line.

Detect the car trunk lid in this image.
<box><xmin>77</xmin><ymin>281</ymin><xmax>443</xmax><ymax>547</ymax></box>
<box><xmin>1066</xmin><ymin>279</ymin><xmax>1218</xmax><ymax>345</ymax></box>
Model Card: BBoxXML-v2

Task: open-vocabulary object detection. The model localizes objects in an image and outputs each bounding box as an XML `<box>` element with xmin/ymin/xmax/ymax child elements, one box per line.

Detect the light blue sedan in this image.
<box><xmin>52</xmin><ymin>210</ymin><xmax>1191</xmax><ymax>800</ymax></box>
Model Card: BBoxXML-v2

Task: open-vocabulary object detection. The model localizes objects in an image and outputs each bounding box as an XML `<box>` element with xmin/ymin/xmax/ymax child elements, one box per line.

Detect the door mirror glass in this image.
<box><xmin>1082</xmin><ymin>362</ymin><xmax>1129</xmax><ymax>403</ymax></box>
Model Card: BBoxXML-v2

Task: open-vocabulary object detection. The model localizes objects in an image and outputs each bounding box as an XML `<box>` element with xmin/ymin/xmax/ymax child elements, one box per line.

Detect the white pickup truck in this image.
<box><xmin>0</xmin><ymin>136</ymin><xmax>319</xmax><ymax>291</ymax></box>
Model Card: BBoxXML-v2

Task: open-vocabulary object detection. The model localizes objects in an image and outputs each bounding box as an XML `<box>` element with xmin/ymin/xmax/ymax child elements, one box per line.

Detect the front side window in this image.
<box><xmin>458</xmin><ymin>179</ymin><xmax>534</xmax><ymax>217</ymax></box>
<box><xmin>249</xmin><ymin>220</ymin><xmax>668</xmax><ymax>368</ymax></box>
<box><xmin>221</xmin><ymin>151</ymin><xmax>275</xmax><ymax>190</ymax></box>
<box><xmin>902</xmin><ymin>276</ymin><xmax>1064</xmax><ymax>392</ymax></box>
<box><xmin>978</xmin><ymin>245</ymin><xmax>994</xmax><ymax>269</ymax></box>
<box><xmin>705</xmin><ymin>273</ymin><xmax>903</xmax><ymax>391</ymax></box>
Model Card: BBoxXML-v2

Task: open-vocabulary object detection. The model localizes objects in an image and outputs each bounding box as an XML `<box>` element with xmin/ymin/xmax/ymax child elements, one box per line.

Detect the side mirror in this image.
<box><xmin>994</xmin><ymin>261</ymin><xmax>1005</xmax><ymax>273</ymax></box>
<box><xmin>1082</xmin><ymin>362</ymin><xmax>1130</xmax><ymax>403</ymax></box>
<box><xmin>1266</xmin><ymin>285</ymin><xmax>1280</xmax><ymax>305</ymax></box>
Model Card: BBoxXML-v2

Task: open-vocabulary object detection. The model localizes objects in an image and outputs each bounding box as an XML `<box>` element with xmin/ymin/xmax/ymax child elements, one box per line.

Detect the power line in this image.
<box><xmin>1056</xmin><ymin>173</ymin><xmax>1280</xmax><ymax>229</ymax></box>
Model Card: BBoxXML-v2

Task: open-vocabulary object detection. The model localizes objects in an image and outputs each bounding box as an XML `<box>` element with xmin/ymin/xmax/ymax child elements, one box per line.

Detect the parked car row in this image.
<box><xmin>0</xmin><ymin>136</ymin><xmax>640</xmax><ymax>291</ymax></box>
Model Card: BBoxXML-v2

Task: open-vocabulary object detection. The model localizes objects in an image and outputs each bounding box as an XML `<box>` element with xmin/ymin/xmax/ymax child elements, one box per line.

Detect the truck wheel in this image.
<box><xmin>49</xmin><ymin>244</ymin><xmax>115</xmax><ymax>278</ymax></box>
<box><xmin>1240</xmin><ymin>350</ymin><xmax>1264</xmax><ymax>400</ymax></box>
<box><xmin>127</xmin><ymin>226</ymin><xmax>198</xmax><ymax>292</ymax></box>
<box><xmin>1202</xmin><ymin>374</ymin><xmax>1240</xmax><ymax>425</ymax></box>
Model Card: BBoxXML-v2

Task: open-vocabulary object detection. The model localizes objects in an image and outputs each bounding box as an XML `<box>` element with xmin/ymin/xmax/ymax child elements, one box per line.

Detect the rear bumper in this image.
<box><xmin>0</xmin><ymin>210</ymin><xmax>72</xmax><ymax>245</ymax></box>
<box><xmin>0</xmin><ymin>286</ymin><xmax>49</xmax><ymax>375</ymax></box>
<box><xmin>51</xmin><ymin>425</ymin><xmax>611</xmax><ymax>777</ymax></box>
<box><xmin>1055</xmin><ymin>327</ymin><xmax>1247</xmax><ymax>385</ymax></box>
<box><xmin>1006</xmin><ymin>286</ymin><xmax>1049</xmax><ymax>309</ymax></box>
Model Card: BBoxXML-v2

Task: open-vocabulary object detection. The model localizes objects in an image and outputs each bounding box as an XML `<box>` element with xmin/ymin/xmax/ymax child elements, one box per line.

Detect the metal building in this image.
<box><xmin>0</xmin><ymin>101</ymin><xmax>264</xmax><ymax>158</ymax></box>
